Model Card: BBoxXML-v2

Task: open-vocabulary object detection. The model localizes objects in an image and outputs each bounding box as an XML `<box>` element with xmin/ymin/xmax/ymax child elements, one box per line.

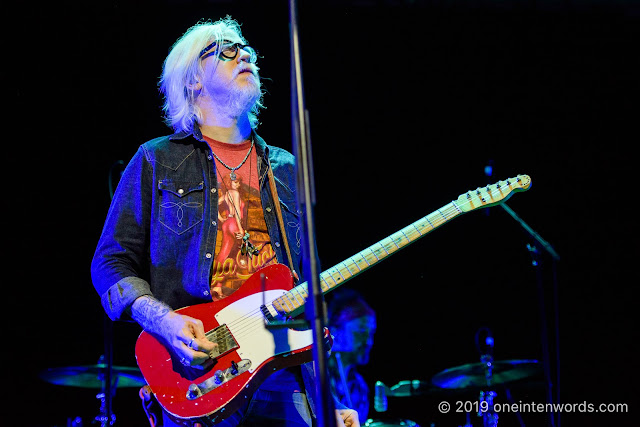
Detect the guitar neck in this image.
<box><xmin>272</xmin><ymin>201</ymin><xmax>464</xmax><ymax>317</ymax></box>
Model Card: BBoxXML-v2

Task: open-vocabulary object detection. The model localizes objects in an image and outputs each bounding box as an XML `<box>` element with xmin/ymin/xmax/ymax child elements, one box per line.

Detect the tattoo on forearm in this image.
<box><xmin>131</xmin><ymin>295</ymin><xmax>173</xmax><ymax>336</ymax></box>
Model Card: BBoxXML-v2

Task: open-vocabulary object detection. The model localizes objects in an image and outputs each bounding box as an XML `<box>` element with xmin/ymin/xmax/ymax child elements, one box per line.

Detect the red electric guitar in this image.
<box><xmin>135</xmin><ymin>175</ymin><xmax>532</xmax><ymax>424</ymax></box>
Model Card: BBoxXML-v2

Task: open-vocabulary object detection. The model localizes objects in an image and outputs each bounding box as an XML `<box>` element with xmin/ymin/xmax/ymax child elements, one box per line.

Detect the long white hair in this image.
<box><xmin>160</xmin><ymin>17</ymin><xmax>264</xmax><ymax>133</ymax></box>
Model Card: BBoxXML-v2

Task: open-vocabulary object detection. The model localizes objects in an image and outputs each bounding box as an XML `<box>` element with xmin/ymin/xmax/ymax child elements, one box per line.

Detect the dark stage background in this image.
<box><xmin>7</xmin><ymin>1</ymin><xmax>637</xmax><ymax>426</ymax></box>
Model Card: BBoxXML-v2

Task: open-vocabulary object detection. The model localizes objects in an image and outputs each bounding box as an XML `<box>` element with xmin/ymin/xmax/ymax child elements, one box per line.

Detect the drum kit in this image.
<box><xmin>368</xmin><ymin>359</ymin><xmax>541</xmax><ymax>427</ymax></box>
<box><xmin>38</xmin><ymin>337</ymin><xmax>542</xmax><ymax>427</ymax></box>
<box><xmin>367</xmin><ymin>330</ymin><xmax>543</xmax><ymax>427</ymax></box>
<box><xmin>38</xmin><ymin>357</ymin><xmax>146</xmax><ymax>426</ymax></box>
<box><xmin>38</xmin><ymin>357</ymin><xmax>540</xmax><ymax>427</ymax></box>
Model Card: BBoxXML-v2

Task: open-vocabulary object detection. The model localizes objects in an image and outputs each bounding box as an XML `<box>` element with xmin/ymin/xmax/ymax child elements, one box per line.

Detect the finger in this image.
<box><xmin>191</xmin><ymin>352</ymin><xmax>215</xmax><ymax>370</ymax></box>
<box><xmin>190</xmin><ymin>338</ymin><xmax>217</xmax><ymax>353</ymax></box>
<box><xmin>192</xmin><ymin>319</ymin><xmax>207</xmax><ymax>339</ymax></box>
<box><xmin>180</xmin><ymin>318</ymin><xmax>203</xmax><ymax>346</ymax></box>
<box><xmin>186</xmin><ymin>335</ymin><xmax>198</xmax><ymax>351</ymax></box>
<box><xmin>183</xmin><ymin>317</ymin><xmax>205</xmax><ymax>337</ymax></box>
<box><xmin>187</xmin><ymin>330</ymin><xmax>216</xmax><ymax>354</ymax></box>
<box><xmin>179</xmin><ymin>355</ymin><xmax>190</xmax><ymax>367</ymax></box>
<box><xmin>183</xmin><ymin>336</ymin><xmax>215</xmax><ymax>362</ymax></box>
<box><xmin>177</xmin><ymin>316</ymin><xmax>217</xmax><ymax>356</ymax></box>
<box><xmin>188</xmin><ymin>318</ymin><xmax>218</xmax><ymax>352</ymax></box>
<box><xmin>338</xmin><ymin>410</ymin><xmax>359</xmax><ymax>427</ymax></box>
<box><xmin>347</xmin><ymin>412</ymin><xmax>360</xmax><ymax>427</ymax></box>
<box><xmin>179</xmin><ymin>349</ymin><xmax>214</xmax><ymax>370</ymax></box>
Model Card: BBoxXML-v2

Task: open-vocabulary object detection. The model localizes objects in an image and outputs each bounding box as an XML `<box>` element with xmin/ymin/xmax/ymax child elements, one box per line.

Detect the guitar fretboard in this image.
<box><xmin>271</xmin><ymin>201</ymin><xmax>464</xmax><ymax>316</ymax></box>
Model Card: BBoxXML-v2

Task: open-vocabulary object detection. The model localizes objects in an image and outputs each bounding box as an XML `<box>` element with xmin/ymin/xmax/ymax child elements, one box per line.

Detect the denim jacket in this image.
<box><xmin>90</xmin><ymin>125</ymin><xmax>344</xmax><ymax>418</ymax></box>
<box><xmin>91</xmin><ymin>126</ymin><xmax>302</xmax><ymax>318</ymax></box>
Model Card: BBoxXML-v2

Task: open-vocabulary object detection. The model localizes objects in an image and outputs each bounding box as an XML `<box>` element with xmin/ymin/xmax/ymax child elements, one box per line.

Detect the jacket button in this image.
<box><xmin>274</xmin><ymin>242</ymin><xmax>280</xmax><ymax>248</ymax></box>
<box><xmin>212</xmin><ymin>221</ymin><xmax>217</xmax><ymax>226</ymax></box>
<box><xmin>266</xmin><ymin>207</ymin><xmax>272</xmax><ymax>212</ymax></box>
<box><xmin>206</xmin><ymin>253</ymin><xmax>212</xmax><ymax>259</ymax></box>
<box><xmin>203</xmin><ymin>290</ymin><xmax>209</xmax><ymax>296</ymax></box>
<box><xmin>178</xmin><ymin>189</ymin><xmax>184</xmax><ymax>194</ymax></box>
<box><xmin>211</xmin><ymin>188</ymin><xmax>217</xmax><ymax>194</ymax></box>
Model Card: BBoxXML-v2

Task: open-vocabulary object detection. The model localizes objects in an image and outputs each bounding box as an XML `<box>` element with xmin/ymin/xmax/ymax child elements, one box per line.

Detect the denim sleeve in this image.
<box><xmin>101</xmin><ymin>276</ymin><xmax>152</xmax><ymax>321</ymax></box>
<box><xmin>91</xmin><ymin>147</ymin><xmax>153</xmax><ymax>320</ymax></box>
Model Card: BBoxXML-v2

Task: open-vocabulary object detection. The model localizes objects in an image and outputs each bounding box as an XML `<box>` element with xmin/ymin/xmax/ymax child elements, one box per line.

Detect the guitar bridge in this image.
<box><xmin>185</xmin><ymin>325</ymin><xmax>249</xmax><ymax>400</ymax></box>
<box><xmin>205</xmin><ymin>324</ymin><xmax>239</xmax><ymax>358</ymax></box>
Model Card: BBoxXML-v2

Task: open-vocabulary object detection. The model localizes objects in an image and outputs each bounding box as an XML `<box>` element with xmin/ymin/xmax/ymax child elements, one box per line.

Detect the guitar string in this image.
<box><xmin>206</xmin><ymin>200</ymin><xmax>469</xmax><ymax>343</ymax></box>
<box><xmin>227</xmin><ymin>213</ymin><xmax>444</xmax><ymax>341</ymax></box>
<box><xmin>212</xmin><ymin>230</ymin><xmax>442</xmax><ymax>342</ymax></box>
<box><xmin>203</xmin><ymin>180</ymin><xmax>525</xmax><ymax>343</ymax></box>
<box><xmin>188</xmin><ymin>181</ymin><xmax>526</xmax><ymax>349</ymax></box>
<box><xmin>227</xmin><ymin>216</ymin><xmax>456</xmax><ymax>341</ymax></box>
<box><xmin>205</xmin><ymin>202</ymin><xmax>464</xmax><ymax>343</ymax></box>
<box><xmin>214</xmin><ymin>206</ymin><xmax>464</xmax><ymax>343</ymax></box>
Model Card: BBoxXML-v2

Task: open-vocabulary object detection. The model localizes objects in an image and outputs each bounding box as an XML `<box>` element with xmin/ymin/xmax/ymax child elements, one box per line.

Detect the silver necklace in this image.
<box><xmin>210</xmin><ymin>138</ymin><xmax>254</xmax><ymax>181</ymax></box>
<box><xmin>217</xmin><ymin>147</ymin><xmax>260</xmax><ymax>260</ymax></box>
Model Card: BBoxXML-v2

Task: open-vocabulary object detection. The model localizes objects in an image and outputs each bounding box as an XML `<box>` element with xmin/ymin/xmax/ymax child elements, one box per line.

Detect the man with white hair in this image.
<box><xmin>91</xmin><ymin>17</ymin><xmax>359</xmax><ymax>427</ymax></box>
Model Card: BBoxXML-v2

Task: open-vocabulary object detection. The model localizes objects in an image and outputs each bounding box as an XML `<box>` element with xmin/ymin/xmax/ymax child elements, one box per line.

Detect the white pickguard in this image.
<box><xmin>214</xmin><ymin>290</ymin><xmax>313</xmax><ymax>372</ymax></box>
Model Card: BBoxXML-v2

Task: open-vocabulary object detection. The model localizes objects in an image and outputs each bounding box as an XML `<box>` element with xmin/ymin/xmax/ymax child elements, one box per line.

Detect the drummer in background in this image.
<box><xmin>327</xmin><ymin>289</ymin><xmax>377</xmax><ymax>422</ymax></box>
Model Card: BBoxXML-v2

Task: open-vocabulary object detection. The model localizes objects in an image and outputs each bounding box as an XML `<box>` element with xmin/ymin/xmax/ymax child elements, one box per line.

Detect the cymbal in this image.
<box><xmin>39</xmin><ymin>364</ymin><xmax>146</xmax><ymax>389</ymax></box>
<box><xmin>432</xmin><ymin>359</ymin><xmax>541</xmax><ymax>389</ymax></box>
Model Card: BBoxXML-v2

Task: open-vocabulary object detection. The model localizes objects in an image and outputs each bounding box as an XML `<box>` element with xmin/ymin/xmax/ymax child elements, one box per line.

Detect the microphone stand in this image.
<box><xmin>96</xmin><ymin>316</ymin><xmax>115</xmax><ymax>426</ymax></box>
<box><xmin>500</xmin><ymin>203</ymin><xmax>560</xmax><ymax>427</ymax></box>
<box><xmin>288</xmin><ymin>1</ymin><xmax>336</xmax><ymax>426</ymax></box>
<box><xmin>95</xmin><ymin>160</ymin><xmax>125</xmax><ymax>426</ymax></box>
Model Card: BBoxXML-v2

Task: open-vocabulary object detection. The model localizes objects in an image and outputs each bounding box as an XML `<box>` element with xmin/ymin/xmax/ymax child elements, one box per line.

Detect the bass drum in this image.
<box><xmin>364</xmin><ymin>419</ymin><xmax>421</xmax><ymax>427</ymax></box>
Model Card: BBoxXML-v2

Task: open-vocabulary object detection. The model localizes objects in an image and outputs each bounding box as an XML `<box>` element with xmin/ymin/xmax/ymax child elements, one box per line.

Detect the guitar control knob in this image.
<box><xmin>214</xmin><ymin>370</ymin><xmax>225</xmax><ymax>384</ymax></box>
<box><xmin>187</xmin><ymin>383</ymin><xmax>201</xmax><ymax>399</ymax></box>
<box><xmin>230</xmin><ymin>361</ymin><xmax>239</xmax><ymax>375</ymax></box>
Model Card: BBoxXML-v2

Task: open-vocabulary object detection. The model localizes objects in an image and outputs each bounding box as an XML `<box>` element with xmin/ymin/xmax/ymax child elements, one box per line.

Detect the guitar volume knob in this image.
<box><xmin>214</xmin><ymin>370</ymin><xmax>225</xmax><ymax>384</ymax></box>
<box><xmin>187</xmin><ymin>383</ymin><xmax>202</xmax><ymax>399</ymax></box>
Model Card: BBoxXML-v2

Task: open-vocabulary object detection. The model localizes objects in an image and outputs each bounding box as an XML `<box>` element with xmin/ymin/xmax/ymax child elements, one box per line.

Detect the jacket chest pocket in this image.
<box><xmin>158</xmin><ymin>180</ymin><xmax>204</xmax><ymax>234</ymax></box>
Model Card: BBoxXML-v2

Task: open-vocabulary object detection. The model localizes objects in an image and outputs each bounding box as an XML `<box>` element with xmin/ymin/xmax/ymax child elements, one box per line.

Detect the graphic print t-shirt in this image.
<box><xmin>205</xmin><ymin>136</ymin><xmax>278</xmax><ymax>301</ymax></box>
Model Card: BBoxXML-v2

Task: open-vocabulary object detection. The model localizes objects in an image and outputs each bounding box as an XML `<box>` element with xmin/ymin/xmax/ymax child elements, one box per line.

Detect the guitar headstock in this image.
<box><xmin>456</xmin><ymin>174</ymin><xmax>531</xmax><ymax>212</ymax></box>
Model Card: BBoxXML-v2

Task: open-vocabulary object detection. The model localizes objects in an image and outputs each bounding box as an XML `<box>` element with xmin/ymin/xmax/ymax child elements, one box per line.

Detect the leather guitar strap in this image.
<box><xmin>266</xmin><ymin>159</ymin><xmax>299</xmax><ymax>281</ymax></box>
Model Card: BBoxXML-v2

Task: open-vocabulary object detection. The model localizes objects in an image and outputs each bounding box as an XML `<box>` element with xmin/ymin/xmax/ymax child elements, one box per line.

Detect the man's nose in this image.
<box><xmin>237</xmin><ymin>48</ymin><xmax>252</xmax><ymax>63</ymax></box>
